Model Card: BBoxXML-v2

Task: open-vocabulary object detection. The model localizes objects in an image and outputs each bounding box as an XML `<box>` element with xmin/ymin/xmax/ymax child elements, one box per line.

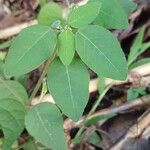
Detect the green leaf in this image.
<box><xmin>128</xmin><ymin>41</ymin><xmax>150</xmax><ymax>66</ymax></box>
<box><xmin>75</xmin><ymin>25</ymin><xmax>127</xmax><ymax>80</ymax></box>
<box><xmin>0</xmin><ymin>78</ymin><xmax>28</xmax><ymax>149</ymax></box>
<box><xmin>72</xmin><ymin>136</ymin><xmax>83</xmax><ymax>144</ymax></box>
<box><xmin>22</xmin><ymin>140</ymin><xmax>37</xmax><ymax>150</ymax></box>
<box><xmin>5</xmin><ymin>25</ymin><xmax>57</xmax><ymax>76</ymax></box>
<box><xmin>25</xmin><ymin>102</ymin><xmax>67</xmax><ymax>150</ymax></box>
<box><xmin>127</xmin><ymin>87</ymin><xmax>146</xmax><ymax>101</ymax></box>
<box><xmin>39</xmin><ymin>0</ymin><xmax>46</xmax><ymax>7</ymax></box>
<box><xmin>0</xmin><ymin>51</ymin><xmax>6</xmax><ymax>61</ymax></box>
<box><xmin>87</xmin><ymin>132</ymin><xmax>101</xmax><ymax>145</ymax></box>
<box><xmin>15</xmin><ymin>74</ymin><xmax>28</xmax><ymax>89</ymax></box>
<box><xmin>58</xmin><ymin>29</ymin><xmax>75</xmax><ymax>65</ymax></box>
<box><xmin>129</xmin><ymin>58</ymin><xmax>150</xmax><ymax>69</ymax></box>
<box><xmin>68</xmin><ymin>1</ymin><xmax>101</xmax><ymax>28</ymax></box>
<box><xmin>85</xmin><ymin>114</ymin><xmax>115</xmax><ymax>126</ymax></box>
<box><xmin>0</xmin><ymin>78</ymin><xmax>27</xmax><ymax>149</ymax></box>
<box><xmin>0</xmin><ymin>98</ymin><xmax>26</xmax><ymax>150</ymax></box>
<box><xmin>0</xmin><ymin>39</ymin><xmax>12</xmax><ymax>50</ymax></box>
<box><xmin>128</xmin><ymin>27</ymin><xmax>145</xmax><ymax>64</ymax></box>
<box><xmin>0</xmin><ymin>79</ymin><xmax>28</xmax><ymax>104</ymax></box>
<box><xmin>47</xmin><ymin>58</ymin><xmax>89</xmax><ymax>121</ymax></box>
<box><xmin>131</xmin><ymin>27</ymin><xmax>145</xmax><ymax>50</ymax></box>
<box><xmin>93</xmin><ymin>0</ymin><xmax>128</xmax><ymax>29</ymax></box>
<box><xmin>127</xmin><ymin>88</ymin><xmax>139</xmax><ymax>101</ymax></box>
<box><xmin>38</xmin><ymin>2</ymin><xmax>63</xmax><ymax>26</ymax></box>
<box><xmin>117</xmin><ymin>0</ymin><xmax>137</xmax><ymax>15</ymax></box>
<box><xmin>138</xmin><ymin>42</ymin><xmax>150</xmax><ymax>55</ymax></box>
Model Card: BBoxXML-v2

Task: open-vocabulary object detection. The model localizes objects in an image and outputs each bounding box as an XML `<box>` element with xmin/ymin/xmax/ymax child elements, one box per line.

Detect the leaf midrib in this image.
<box><xmin>65</xmin><ymin>67</ymin><xmax>77</xmax><ymax>119</ymax></box>
<box><xmin>35</xmin><ymin>108</ymin><xmax>57</xmax><ymax>149</ymax></box>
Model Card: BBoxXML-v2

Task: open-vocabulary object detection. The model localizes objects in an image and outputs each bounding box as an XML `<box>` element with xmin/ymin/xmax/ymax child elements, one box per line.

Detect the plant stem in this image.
<box><xmin>88</xmin><ymin>84</ymin><xmax>112</xmax><ymax>117</ymax></box>
<box><xmin>74</xmin><ymin>84</ymin><xmax>112</xmax><ymax>140</ymax></box>
<box><xmin>0</xmin><ymin>38</ymin><xmax>13</xmax><ymax>50</ymax></box>
<box><xmin>29</xmin><ymin>54</ymin><xmax>55</xmax><ymax>102</ymax></box>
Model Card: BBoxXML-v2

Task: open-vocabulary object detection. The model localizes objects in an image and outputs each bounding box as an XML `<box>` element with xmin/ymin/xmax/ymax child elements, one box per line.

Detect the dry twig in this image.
<box><xmin>0</xmin><ymin>20</ymin><xmax>37</xmax><ymax>39</ymax></box>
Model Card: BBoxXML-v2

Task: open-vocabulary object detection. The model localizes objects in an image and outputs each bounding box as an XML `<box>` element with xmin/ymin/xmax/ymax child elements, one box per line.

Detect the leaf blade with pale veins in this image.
<box><xmin>47</xmin><ymin>58</ymin><xmax>89</xmax><ymax>121</ymax></box>
<box><xmin>0</xmin><ymin>78</ymin><xmax>28</xmax><ymax>104</ymax></box>
<box><xmin>5</xmin><ymin>25</ymin><xmax>57</xmax><ymax>76</ymax></box>
<box><xmin>0</xmin><ymin>98</ymin><xmax>26</xmax><ymax>150</ymax></box>
<box><xmin>93</xmin><ymin>0</ymin><xmax>128</xmax><ymax>29</ymax></box>
<box><xmin>68</xmin><ymin>1</ymin><xmax>101</xmax><ymax>28</ymax></box>
<box><xmin>75</xmin><ymin>25</ymin><xmax>127</xmax><ymax>80</ymax></box>
<box><xmin>25</xmin><ymin>102</ymin><xmax>67</xmax><ymax>150</ymax></box>
<box><xmin>117</xmin><ymin>0</ymin><xmax>137</xmax><ymax>15</ymax></box>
